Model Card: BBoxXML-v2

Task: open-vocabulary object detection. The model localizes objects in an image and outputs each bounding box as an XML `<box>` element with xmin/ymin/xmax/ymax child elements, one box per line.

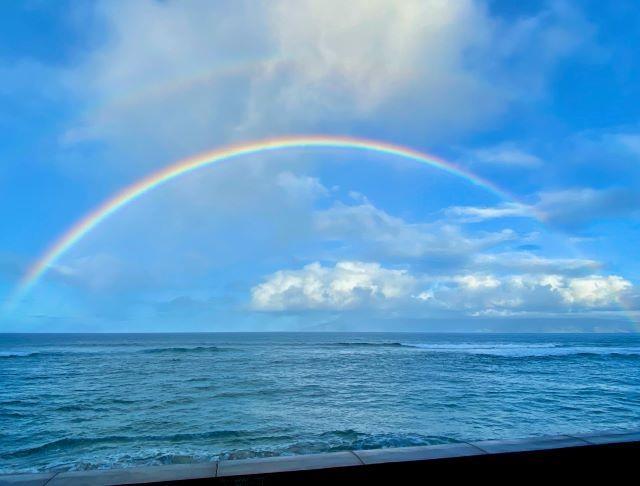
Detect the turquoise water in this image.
<box><xmin>1</xmin><ymin>332</ymin><xmax>640</xmax><ymax>473</ymax></box>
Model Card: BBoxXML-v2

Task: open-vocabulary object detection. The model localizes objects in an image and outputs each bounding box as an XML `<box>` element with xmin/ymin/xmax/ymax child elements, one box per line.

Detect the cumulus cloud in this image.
<box><xmin>250</xmin><ymin>186</ymin><xmax>635</xmax><ymax>317</ymax></box>
<box><xmin>558</xmin><ymin>275</ymin><xmax>632</xmax><ymax>307</ymax></box>
<box><xmin>420</xmin><ymin>273</ymin><xmax>632</xmax><ymax>314</ymax></box>
<box><xmin>251</xmin><ymin>261</ymin><xmax>416</xmax><ymax>311</ymax></box>
<box><xmin>252</xmin><ymin>261</ymin><xmax>633</xmax><ymax>315</ymax></box>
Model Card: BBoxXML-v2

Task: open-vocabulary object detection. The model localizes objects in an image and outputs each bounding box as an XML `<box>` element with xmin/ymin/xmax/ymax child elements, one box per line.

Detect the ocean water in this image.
<box><xmin>1</xmin><ymin>332</ymin><xmax>640</xmax><ymax>473</ymax></box>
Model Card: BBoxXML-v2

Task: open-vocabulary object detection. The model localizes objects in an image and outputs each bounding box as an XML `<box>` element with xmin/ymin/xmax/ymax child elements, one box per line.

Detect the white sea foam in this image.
<box><xmin>403</xmin><ymin>343</ymin><xmax>640</xmax><ymax>357</ymax></box>
<box><xmin>0</xmin><ymin>351</ymin><xmax>33</xmax><ymax>358</ymax></box>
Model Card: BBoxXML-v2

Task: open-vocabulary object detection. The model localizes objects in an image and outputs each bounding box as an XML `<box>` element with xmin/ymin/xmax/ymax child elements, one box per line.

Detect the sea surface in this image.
<box><xmin>1</xmin><ymin>332</ymin><xmax>640</xmax><ymax>473</ymax></box>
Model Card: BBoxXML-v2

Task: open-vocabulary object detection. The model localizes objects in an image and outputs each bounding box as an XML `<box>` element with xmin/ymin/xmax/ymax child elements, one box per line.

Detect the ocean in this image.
<box><xmin>1</xmin><ymin>332</ymin><xmax>639</xmax><ymax>473</ymax></box>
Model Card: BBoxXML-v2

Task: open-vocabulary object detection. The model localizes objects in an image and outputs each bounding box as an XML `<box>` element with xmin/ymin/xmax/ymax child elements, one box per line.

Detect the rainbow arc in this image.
<box><xmin>10</xmin><ymin>135</ymin><xmax>524</xmax><ymax>306</ymax></box>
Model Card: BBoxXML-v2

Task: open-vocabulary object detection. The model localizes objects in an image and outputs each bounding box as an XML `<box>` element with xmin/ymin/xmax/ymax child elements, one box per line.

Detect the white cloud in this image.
<box><xmin>255</xmin><ymin>0</ymin><xmax>497</xmax><ymax>121</ymax></box>
<box><xmin>62</xmin><ymin>0</ymin><xmax>592</xmax><ymax>166</ymax></box>
<box><xmin>445</xmin><ymin>202</ymin><xmax>532</xmax><ymax>222</ymax></box>
<box><xmin>245</xmin><ymin>0</ymin><xmax>592</xmax><ymax>137</ymax></box>
<box><xmin>251</xmin><ymin>261</ymin><xmax>416</xmax><ymax>311</ymax></box>
<box><xmin>558</xmin><ymin>275</ymin><xmax>632</xmax><ymax>307</ymax></box>
<box><xmin>455</xmin><ymin>274</ymin><xmax>500</xmax><ymax>290</ymax></box>
<box><xmin>417</xmin><ymin>273</ymin><xmax>633</xmax><ymax>313</ymax></box>
<box><xmin>63</xmin><ymin>0</ymin><xmax>270</xmax><ymax>163</ymax></box>
<box><xmin>251</xmin><ymin>259</ymin><xmax>633</xmax><ymax>314</ymax></box>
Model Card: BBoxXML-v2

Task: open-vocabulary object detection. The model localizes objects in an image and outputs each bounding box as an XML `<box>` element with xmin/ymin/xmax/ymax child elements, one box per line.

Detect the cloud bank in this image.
<box><xmin>252</xmin><ymin>261</ymin><xmax>633</xmax><ymax>316</ymax></box>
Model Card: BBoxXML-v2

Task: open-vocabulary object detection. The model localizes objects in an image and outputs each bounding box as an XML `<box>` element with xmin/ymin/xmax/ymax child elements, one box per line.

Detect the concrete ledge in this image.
<box><xmin>573</xmin><ymin>430</ymin><xmax>640</xmax><ymax>445</ymax></box>
<box><xmin>0</xmin><ymin>473</ymin><xmax>54</xmax><ymax>486</ymax></box>
<box><xmin>471</xmin><ymin>434</ymin><xmax>590</xmax><ymax>454</ymax></box>
<box><xmin>43</xmin><ymin>463</ymin><xmax>215</xmax><ymax>486</ymax></box>
<box><xmin>2</xmin><ymin>429</ymin><xmax>640</xmax><ymax>485</ymax></box>
<box><xmin>217</xmin><ymin>451</ymin><xmax>361</xmax><ymax>477</ymax></box>
<box><xmin>353</xmin><ymin>442</ymin><xmax>483</xmax><ymax>465</ymax></box>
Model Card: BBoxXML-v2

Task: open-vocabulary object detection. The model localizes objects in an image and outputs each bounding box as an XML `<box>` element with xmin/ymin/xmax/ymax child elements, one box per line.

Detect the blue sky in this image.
<box><xmin>1</xmin><ymin>0</ymin><xmax>640</xmax><ymax>332</ymax></box>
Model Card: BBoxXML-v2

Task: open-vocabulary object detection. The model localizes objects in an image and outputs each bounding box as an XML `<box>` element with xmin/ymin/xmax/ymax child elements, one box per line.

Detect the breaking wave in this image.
<box><xmin>0</xmin><ymin>345</ymin><xmax>226</xmax><ymax>359</ymax></box>
<box><xmin>140</xmin><ymin>346</ymin><xmax>223</xmax><ymax>354</ymax></box>
<box><xmin>403</xmin><ymin>342</ymin><xmax>640</xmax><ymax>358</ymax></box>
<box><xmin>1</xmin><ymin>430</ymin><xmax>450</xmax><ymax>471</ymax></box>
<box><xmin>329</xmin><ymin>342</ymin><xmax>405</xmax><ymax>348</ymax></box>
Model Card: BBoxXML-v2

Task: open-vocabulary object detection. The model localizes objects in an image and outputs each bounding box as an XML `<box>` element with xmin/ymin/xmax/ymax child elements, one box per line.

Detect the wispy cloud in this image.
<box><xmin>469</xmin><ymin>143</ymin><xmax>543</xmax><ymax>168</ymax></box>
<box><xmin>444</xmin><ymin>186</ymin><xmax>640</xmax><ymax>230</ymax></box>
<box><xmin>445</xmin><ymin>202</ymin><xmax>532</xmax><ymax>222</ymax></box>
<box><xmin>535</xmin><ymin>187</ymin><xmax>640</xmax><ymax>229</ymax></box>
<box><xmin>314</xmin><ymin>201</ymin><xmax>517</xmax><ymax>261</ymax></box>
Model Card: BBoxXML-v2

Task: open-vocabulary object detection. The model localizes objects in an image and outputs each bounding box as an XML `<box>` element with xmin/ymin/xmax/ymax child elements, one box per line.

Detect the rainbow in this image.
<box><xmin>10</xmin><ymin>135</ymin><xmax>522</xmax><ymax>305</ymax></box>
